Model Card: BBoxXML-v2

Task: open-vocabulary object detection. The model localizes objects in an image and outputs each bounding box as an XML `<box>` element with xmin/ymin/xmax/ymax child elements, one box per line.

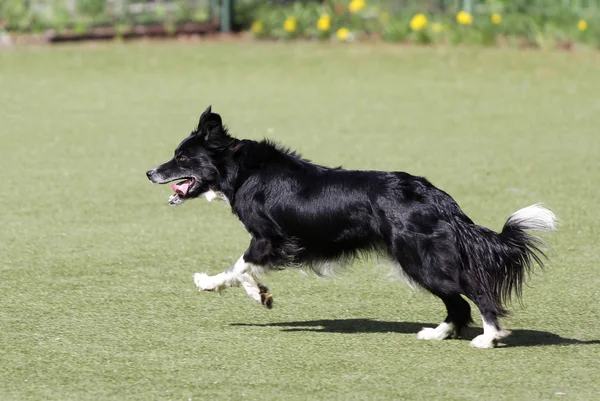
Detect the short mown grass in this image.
<box><xmin>1</xmin><ymin>41</ymin><xmax>599</xmax><ymax>400</ymax></box>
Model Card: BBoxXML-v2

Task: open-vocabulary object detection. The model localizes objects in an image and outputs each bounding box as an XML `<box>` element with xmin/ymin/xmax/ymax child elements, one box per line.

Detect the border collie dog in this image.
<box><xmin>146</xmin><ymin>106</ymin><xmax>557</xmax><ymax>348</ymax></box>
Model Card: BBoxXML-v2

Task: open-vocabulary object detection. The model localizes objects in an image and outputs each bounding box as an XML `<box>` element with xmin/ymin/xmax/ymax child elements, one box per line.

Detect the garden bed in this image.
<box><xmin>246</xmin><ymin>0</ymin><xmax>600</xmax><ymax>51</ymax></box>
<box><xmin>45</xmin><ymin>21</ymin><xmax>220</xmax><ymax>43</ymax></box>
<box><xmin>2</xmin><ymin>0</ymin><xmax>599</xmax><ymax>51</ymax></box>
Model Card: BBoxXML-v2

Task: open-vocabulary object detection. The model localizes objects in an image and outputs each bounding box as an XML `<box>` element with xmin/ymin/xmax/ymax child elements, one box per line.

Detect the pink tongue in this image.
<box><xmin>171</xmin><ymin>180</ymin><xmax>191</xmax><ymax>196</ymax></box>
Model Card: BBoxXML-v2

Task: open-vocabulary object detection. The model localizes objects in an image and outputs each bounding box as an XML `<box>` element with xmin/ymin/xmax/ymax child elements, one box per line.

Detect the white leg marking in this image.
<box><xmin>193</xmin><ymin>272</ymin><xmax>234</xmax><ymax>293</ymax></box>
<box><xmin>239</xmin><ymin>274</ymin><xmax>262</xmax><ymax>303</ymax></box>
<box><xmin>469</xmin><ymin>318</ymin><xmax>510</xmax><ymax>349</ymax></box>
<box><xmin>193</xmin><ymin>255</ymin><xmax>263</xmax><ymax>304</ymax></box>
<box><xmin>416</xmin><ymin>322</ymin><xmax>456</xmax><ymax>340</ymax></box>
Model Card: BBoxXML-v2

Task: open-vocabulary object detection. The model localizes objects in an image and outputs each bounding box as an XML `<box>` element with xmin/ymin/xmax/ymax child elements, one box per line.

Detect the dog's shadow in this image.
<box><xmin>231</xmin><ymin>319</ymin><xmax>600</xmax><ymax>348</ymax></box>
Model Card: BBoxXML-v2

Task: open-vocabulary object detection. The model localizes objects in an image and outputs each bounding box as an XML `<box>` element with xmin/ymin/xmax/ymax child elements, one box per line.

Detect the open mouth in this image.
<box><xmin>171</xmin><ymin>178</ymin><xmax>196</xmax><ymax>197</ymax></box>
<box><xmin>168</xmin><ymin>178</ymin><xmax>196</xmax><ymax>206</ymax></box>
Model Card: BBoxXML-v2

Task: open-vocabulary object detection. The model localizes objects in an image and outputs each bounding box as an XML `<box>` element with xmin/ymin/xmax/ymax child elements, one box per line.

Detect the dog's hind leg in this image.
<box><xmin>416</xmin><ymin>294</ymin><xmax>472</xmax><ymax>340</ymax></box>
<box><xmin>467</xmin><ymin>296</ymin><xmax>510</xmax><ymax>349</ymax></box>
<box><xmin>391</xmin><ymin>237</ymin><xmax>471</xmax><ymax>341</ymax></box>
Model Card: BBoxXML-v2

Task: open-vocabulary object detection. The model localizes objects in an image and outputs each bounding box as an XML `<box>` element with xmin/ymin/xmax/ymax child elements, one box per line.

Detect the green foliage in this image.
<box><xmin>246</xmin><ymin>0</ymin><xmax>599</xmax><ymax>50</ymax></box>
<box><xmin>76</xmin><ymin>0</ymin><xmax>105</xmax><ymax>17</ymax></box>
<box><xmin>381</xmin><ymin>17</ymin><xmax>410</xmax><ymax>43</ymax></box>
<box><xmin>0</xmin><ymin>0</ymin><xmax>211</xmax><ymax>33</ymax></box>
<box><xmin>0</xmin><ymin>0</ymin><xmax>598</xmax><ymax>50</ymax></box>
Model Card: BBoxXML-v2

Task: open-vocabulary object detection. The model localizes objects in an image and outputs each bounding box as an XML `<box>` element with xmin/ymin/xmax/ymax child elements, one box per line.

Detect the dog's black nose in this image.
<box><xmin>146</xmin><ymin>169</ymin><xmax>154</xmax><ymax>179</ymax></box>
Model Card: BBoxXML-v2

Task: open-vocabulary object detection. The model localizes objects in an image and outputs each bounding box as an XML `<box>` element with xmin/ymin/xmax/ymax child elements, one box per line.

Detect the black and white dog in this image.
<box><xmin>146</xmin><ymin>106</ymin><xmax>556</xmax><ymax>348</ymax></box>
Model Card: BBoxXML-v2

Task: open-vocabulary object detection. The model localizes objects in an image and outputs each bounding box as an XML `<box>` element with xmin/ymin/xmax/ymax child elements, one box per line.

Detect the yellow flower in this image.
<box><xmin>409</xmin><ymin>13</ymin><xmax>428</xmax><ymax>32</ymax></box>
<box><xmin>578</xmin><ymin>20</ymin><xmax>588</xmax><ymax>31</ymax></box>
<box><xmin>491</xmin><ymin>13</ymin><xmax>501</xmax><ymax>24</ymax></box>
<box><xmin>336</xmin><ymin>27</ymin><xmax>350</xmax><ymax>41</ymax></box>
<box><xmin>432</xmin><ymin>22</ymin><xmax>443</xmax><ymax>33</ymax></box>
<box><xmin>348</xmin><ymin>0</ymin><xmax>366</xmax><ymax>14</ymax></box>
<box><xmin>317</xmin><ymin>14</ymin><xmax>331</xmax><ymax>31</ymax></box>
<box><xmin>456</xmin><ymin>10</ymin><xmax>473</xmax><ymax>25</ymax></box>
<box><xmin>379</xmin><ymin>12</ymin><xmax>390</xmax><ymax>22</ymax></box>
<box><xmin>251</xmin><ymin>21</ymin><xmax>263</xmax><ymax>34</ymax></box>
<box><xmin>283</xmin><ymin>16</ymin><xmax>297</xmax><ymax>33</ymax></box>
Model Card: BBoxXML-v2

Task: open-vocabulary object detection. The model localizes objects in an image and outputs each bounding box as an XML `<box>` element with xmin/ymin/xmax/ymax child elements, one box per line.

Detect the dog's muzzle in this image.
<box><xmin>146</xmin><ymin>168</ymin><xmax>174</xmax><ymax>185</ymax></box>
<box><xmin>146</xmin><ymin>168</ymin><xmax>188</xmax><ymax>207</ymax></box>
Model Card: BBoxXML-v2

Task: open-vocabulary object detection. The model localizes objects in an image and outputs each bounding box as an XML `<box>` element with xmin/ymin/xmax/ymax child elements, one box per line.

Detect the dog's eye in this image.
<box><xmin>177</xmin><ymin>156</ymin><xmax>187</xmax><ymax>162</ymax></box>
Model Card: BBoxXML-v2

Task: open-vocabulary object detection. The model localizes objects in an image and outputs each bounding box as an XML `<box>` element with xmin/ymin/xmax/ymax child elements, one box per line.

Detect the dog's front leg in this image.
<box><xmin>239</xmin><ymin>272</ymin><xmax>273</xmax><ymax>309</ymax></box>
<box><xmin>193</xmin><ymin>255</ymin><xmax>273</xmax><ymax>308</ymax></box>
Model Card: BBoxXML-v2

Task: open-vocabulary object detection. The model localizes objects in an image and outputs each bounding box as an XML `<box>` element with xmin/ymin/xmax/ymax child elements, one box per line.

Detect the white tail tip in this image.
<box><xmin>507</xmin><ymin>203</ymin><xmax>557</xmax><ymax>232</ymax></box>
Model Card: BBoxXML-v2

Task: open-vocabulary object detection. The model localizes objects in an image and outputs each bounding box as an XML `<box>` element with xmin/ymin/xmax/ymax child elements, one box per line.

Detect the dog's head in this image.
<box><xmin>146</xmin><ymin>106</ymin><xmax>236</xmax><ymax>205</ymax></box>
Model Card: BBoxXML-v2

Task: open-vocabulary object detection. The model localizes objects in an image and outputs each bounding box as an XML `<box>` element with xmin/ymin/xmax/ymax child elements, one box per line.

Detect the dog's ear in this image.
<box><xmin>195</xmin><ymin>105</ymin><xmax>223</xmax><ymax>138</ymax></box>
<box><xmin>194</xmin><ymin>105</ymin><xmax>235</xmax><ymax>151</ymax></box>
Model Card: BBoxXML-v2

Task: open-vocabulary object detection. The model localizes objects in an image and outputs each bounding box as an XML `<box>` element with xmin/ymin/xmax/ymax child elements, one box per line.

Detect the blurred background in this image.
<box><xmin>1</xmin><ymin>0</ymin><xmax>599</xmax><ymax>49</ymax></box>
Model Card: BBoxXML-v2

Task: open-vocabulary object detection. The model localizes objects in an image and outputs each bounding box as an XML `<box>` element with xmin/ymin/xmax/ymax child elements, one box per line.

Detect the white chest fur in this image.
<box><xmin>203</xmin><ymin>190</ymin><xmax>229</xmax><ymax>204</ymax></box>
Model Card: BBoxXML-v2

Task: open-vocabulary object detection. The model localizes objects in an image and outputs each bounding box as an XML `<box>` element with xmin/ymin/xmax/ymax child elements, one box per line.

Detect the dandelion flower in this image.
<box><xmin>491</xmin><ymin>13</ymin><xmax>501</xmax><ymax>24</ymax></box>
<box><xmin>456</xmin><ymin>10</ymin><xmax>473</xmax><ymax>25</ymax></box>
<box><xmin>283</xmin><ymin>16</ymin><xmax>297</xmax><ymax>33</ymax></box>
<box><xmin>578</xmin><ymin>20</ymin><xmax>588</xmax><ymax>31</ymax></box>
<box><xmin>336</xmin><ymin>27</ymin><xmax>350</xmax><ymax>41</ymax></box>
<box><xmin>409</xmin><ymin>14</ymin><xmax>428</xmax><ymax>32</ymax></box>
<box><xmin>317</xmin><ymin>15</ymin><xmax>331</xmax><ymax>32</ymax></box>
<box><xmin>251</xmin><ymin>21</ymin><xmax>263</xmax><ymax>34</ymax></box>
<box><xmin>348</xmin><ymin>0</ymin><xmax>366</xmax><ymax>14</ymax></box>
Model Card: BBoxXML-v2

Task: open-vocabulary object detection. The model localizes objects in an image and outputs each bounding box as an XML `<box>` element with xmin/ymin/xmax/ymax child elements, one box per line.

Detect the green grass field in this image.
<box><xmin>1</xmin><ymin>41</ymin><xmax>599</xmax><ymax>400</ymax></box>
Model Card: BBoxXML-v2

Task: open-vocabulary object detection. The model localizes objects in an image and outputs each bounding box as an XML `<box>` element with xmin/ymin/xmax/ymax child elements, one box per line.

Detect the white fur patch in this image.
<box><xmin>193</xmin><ymin>272</ymin><xmax>222</xmax><ymax>292</ymax></box>
<box><xmin>416</xmin><ymin>322</ymin><xmax>456</xmax><ymax>340</ymax></box>
<box><xmin>240</xmin><ymin>276</ymin><xmax>262</xmax><ymax>303</ymax></box>
<box><xmin>193</xmin><ymin>255</ymin><xmax>263</xmax><ymax>304</ymax></box>
<box><xmin>469</xmin><ymin>318</ymin><xmax>510</xmax><ymax>349</ymax></box>
<box><xmin>202</xmin><ymin>190</ymin><xmax>230</xmax><ymax>204</ymax></box>
<box><xmin>380</xmin><ymin>260</ymin><xmax>420</xmax><ymax>290</ymax></box>
<box><xmin>308</xmin><ymin>261</ymin><xmax>339</xmax><ymax>278</ymax></box>
<box><xmin>203</xmin><ymin>190</ymin><xmax>218</xmax><ymax>202</ymax></box>
<box><xmin>390</xmin><ymin>265</ymin><xmax>419</xmax><ymax>290</ymax></box>
<box><xmin>507</xmin><ymin>203</ymin><xmax>557</xmax><ymax>232</ymax></box>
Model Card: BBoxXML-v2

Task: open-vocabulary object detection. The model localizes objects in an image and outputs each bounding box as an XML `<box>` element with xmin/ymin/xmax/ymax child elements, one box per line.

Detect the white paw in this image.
<box><xmin>469</xmin><ymin>334</ymin><xmax>497</xmax><ymax>348</ymax></box>
<box><xmin>193</xmin><ymin>273</ymin><xmax>215</xmax><ymax>291</ymax></box>
<box><xmin>416</xmin><ymin>327</ymin><xmax>451</xmax><ymax>341</ymax></box>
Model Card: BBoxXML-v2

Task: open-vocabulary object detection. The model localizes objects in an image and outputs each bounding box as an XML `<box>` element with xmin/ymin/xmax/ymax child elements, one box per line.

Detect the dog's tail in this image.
<box><xmin>455</xmin><ymin>204</ymin><xmax>557</xmax><ymax>316</ymax></box>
